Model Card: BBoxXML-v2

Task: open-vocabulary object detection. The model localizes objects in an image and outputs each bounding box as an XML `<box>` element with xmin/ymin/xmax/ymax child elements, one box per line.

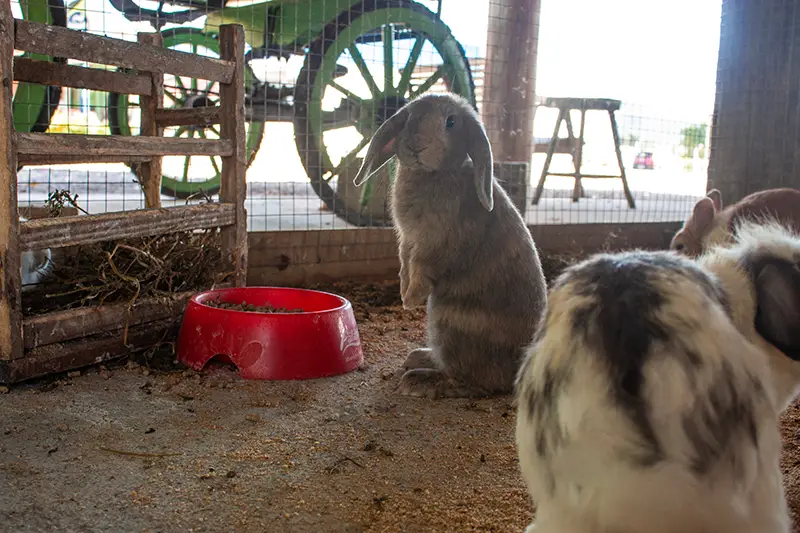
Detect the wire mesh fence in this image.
<box><xmin>10</xmin><ymin>0</ymin><xmax>720</xmax><ymax>284</ymax></box>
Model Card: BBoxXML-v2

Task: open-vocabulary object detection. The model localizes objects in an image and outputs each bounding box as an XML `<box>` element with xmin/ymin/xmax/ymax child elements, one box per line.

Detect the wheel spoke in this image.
<box><xmin>211</xmin><ymin>156</ymin><xmax>221</xmax><ymax>177</ymax></box>
<box><xmin>174</xmin><ymin>76</ymin><xmax>186</xmax><ymax>90</ymax></box>
<box><xmin>347</xmin><ymin>45</ymin><xmax>380</xmax><ymax>98</ymax></box>
<box><xmin>412</xmin><ymin>65</ymin><xmax>448</xmax><ymax>97</ymax></box>
<box><xmin>397</xmin><ymin>36</ymin><xmax>425</xmax><ymax>97</ymax></box>
<box><xmin>196</xmin><ymin>128</ymin><xmax>207</xmax><ymax>139</ymax></box>
<box><xmin>204</xmin><ymin>79</ymin><xmax>216</xmax><ymax>94</ymax></box>
<box><xmin>330</xmin><ymin>136</ymin><xmax>371</xmax><ymax>180</ymax></box>
<box><xmin>175</xmin><ymin>126</ymin><xmax>188</xmax><ymax>138</ymax></box>
<box><xmin>322</xmin><ymin>109</ymin><xmax>355</xmax><ymax>131</ymax></box>
<box><xmin>329</xmin><ymin>81</ymin><xmax>364</xmax><ymax>105</ymax></box>
<box><xmin>182</xmin><ymin>157</ymin><xmax>191</xmax><ymax>183</ymax></box>
<box><xmin>164</xmin><ymin>90</ymin><xmax>180</xmax><ymax>105</ymax></box>
<box><xmin>210</xmin><ymin>125</ymin><xmax>221</xmax><ymax>138</ymax></box>
<box><xmin>382</xmin><ymin>24</ymin><xmax>394</xmax><ymax>94</ymax></box>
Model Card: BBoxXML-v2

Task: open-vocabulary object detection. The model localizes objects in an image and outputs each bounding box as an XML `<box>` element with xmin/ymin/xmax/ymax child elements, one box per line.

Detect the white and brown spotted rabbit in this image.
<box><xmin>515</xmin><ymin>220</ymin><xmax>800</xmax><ymax>533</ymax></box>
<box><xmin>353</xmin><ymin>93</ymin><xmax>547</xmax><ymax>399</ymax></box>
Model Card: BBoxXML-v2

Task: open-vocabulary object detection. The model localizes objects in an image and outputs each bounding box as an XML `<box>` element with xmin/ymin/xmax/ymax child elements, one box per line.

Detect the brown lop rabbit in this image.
<box><xmin>352</xmin><ymin>93</ymin><xmax>547</xmax><ymax>399</ymax></box>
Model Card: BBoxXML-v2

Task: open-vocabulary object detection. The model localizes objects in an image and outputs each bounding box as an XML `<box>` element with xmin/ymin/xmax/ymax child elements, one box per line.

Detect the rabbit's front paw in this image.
<box><xmin>401</xmin><ymin>276</ymin><xmax>430</xmax><ymax>309</ymax></box>
<box><xmin>403</xmin><ymin>348</ymin><xmax>437</xmax><ymax>370</ymax></box>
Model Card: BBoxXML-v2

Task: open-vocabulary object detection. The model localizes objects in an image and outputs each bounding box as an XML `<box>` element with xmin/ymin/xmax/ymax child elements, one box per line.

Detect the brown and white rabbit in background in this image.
<box><xmin>19</xmin><ymin>216</ymin><xmax>53</xmax><ymax>292</ymax></box>
<box><xmin>670</xmin><ymin>187</ymin><xmax>800</xmax><ymax>257</ymax></box>
<box><xmin>515</xmin><ymin>221</ymin><xmax>800</xmax><ymax>533</ymax></box>
<box><xmin>353</xmin><ymin>93</ymin><xmax>547</xmax><ymax>399</ymax></box>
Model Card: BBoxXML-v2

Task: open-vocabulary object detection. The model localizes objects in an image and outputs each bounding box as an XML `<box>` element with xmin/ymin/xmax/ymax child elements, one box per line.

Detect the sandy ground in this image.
<box><xmin>4</xmin><ymin>279</ymin><xmax>799</xmax><ymax>533</ymax></box>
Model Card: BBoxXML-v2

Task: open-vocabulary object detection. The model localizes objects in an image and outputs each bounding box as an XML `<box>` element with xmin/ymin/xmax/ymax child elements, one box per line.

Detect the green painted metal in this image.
<box><xmin>12</xmin><ymin>0</ymin><xmax>59</xmax><ymax>133</ymax></box>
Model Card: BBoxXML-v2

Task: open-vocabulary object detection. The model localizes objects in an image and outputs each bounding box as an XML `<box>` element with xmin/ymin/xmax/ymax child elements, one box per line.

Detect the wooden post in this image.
<box><xmin>0</xmin><ymin>1</ymin><xmax>23</xmax><ymax>361</ymax></box>
<box><xmin>708</xmin><ymin>0</ymin><xmax>800</xmax><ymax>206</ymax></box>
<box><xmin>481</xmin><ymin>0</ymin><xmax>541</xmax><ymax>163</ymax></box>
<box><xmin>218</xmin><ymin>24</ymin><xmax>248</xmax><ymax>287</ymax></box>
<box><xmin>137</xmin><ymin>31</ymin><xmax>164</xmax><ymax>209</ymax></box>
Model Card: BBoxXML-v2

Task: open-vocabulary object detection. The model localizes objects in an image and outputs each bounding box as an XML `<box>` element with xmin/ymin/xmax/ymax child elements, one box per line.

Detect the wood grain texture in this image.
<box><xmin>0</xmin><ymin>317</ymin><xmax>179</xmax><ymax>384</ymax></box>
<box><xmin>0</xmin><ymin>1</ymin><xmax>23</xmax><ymax>360</ymax></box>
<box><xmin>13</xmin><ymin>57</ymin><xmax>152</xmax><ymax>96</ymax></box>
<box><xmin>19</xmin><ymin>203</ymin><xmax>234</xmax><ymax>250</ymax></box>
<box><xmin>155</xmin><ymin>106</ymin><xmax>221</xmax><ymax>127</ymax></box>
<box><xmin>14</xmin><ymin>20</ymin><xmax>234</xmax><ymax>83</ymax></box>
<box><xmin>481</xmin><ymin>0</ymin><xmax>541</xmax><ymax>163</ymax></box>
<box><xmin>16</xmin><ymin>132</ymin><xmax>232</xmax><ymax>157</ymax></box>
<box><xmin>136</xmin><ymin>31</ymin><xmax>164</xmax><ymax>209</ymax></box>
<box><xmin>218</xmin><ymin>25</ymin><xmax>248</xmax><ymax>287</ymax></box>
<box><xmin>22</xmin><ymin>292</ymin><xmax>195</xmax><ymax>350</ymax></box>
<box><xmin>17</xmin><ymin>153</ymin><xmax>151</xmax><ymax>165</ymax></box>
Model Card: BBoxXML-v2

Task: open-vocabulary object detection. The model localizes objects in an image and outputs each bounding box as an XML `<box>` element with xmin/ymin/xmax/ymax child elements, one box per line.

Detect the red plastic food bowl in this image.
<box><xmin>176</xmin><ymin>287</ymin><xmax>363</xmax><ymax>380</ymax></box>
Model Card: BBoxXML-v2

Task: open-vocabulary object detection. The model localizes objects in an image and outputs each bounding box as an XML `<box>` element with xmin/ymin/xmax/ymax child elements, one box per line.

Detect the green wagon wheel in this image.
<box><xmin>294</xmin><ymin>0</ymin><xmax>476</xmax><ymax>227</ymax></box>
<box><xmin>12</xmin><ymin>0</ymin><xmax>67</xmax><ymax>139</ymax></box>
<box><xmin>108</xmin><ymin>28</ymin><xmax>264</xmax><ymax>199</ymax></box>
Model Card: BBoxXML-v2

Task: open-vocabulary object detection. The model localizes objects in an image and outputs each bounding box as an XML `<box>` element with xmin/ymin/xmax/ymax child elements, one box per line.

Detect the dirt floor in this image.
<box><xmin>3</xmin><ymin>278</ymin><xmax>800</xmax><ymax>533</ymax></box>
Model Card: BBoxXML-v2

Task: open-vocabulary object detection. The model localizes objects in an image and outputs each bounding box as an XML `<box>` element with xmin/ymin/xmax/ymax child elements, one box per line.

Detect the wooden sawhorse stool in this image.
<box><xmin>531</xmin><ymin>97</ymin><xmax>636</xmax><ymax>209</ymax></box>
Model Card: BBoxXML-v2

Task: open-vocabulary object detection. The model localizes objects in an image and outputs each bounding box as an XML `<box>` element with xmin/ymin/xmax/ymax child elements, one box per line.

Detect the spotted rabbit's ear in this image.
<box><xmin>353</xmin><ymin>108</ymin><xmax>409</xmax><ymax>187</ymax></box>
<box><xmin>753</xmin><ymin>257</ymin><xmax>800</xmax><ymax>361</ymax></box>
<box><xmin>464</xmin><ymin>114</ymin><xmax>494</xmax><ymax>211</ymax></box>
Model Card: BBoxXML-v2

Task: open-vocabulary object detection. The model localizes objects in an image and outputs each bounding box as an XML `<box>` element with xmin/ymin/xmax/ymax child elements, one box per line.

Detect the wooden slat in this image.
<box><xmin>0</xmin><ymin>0</ymin><xmax>23</xmax><ymax>361</ymax></box>
<box><xmin>137</xmin><ymin>31</ymin><xmax>163</xmax><ymax>209</ymax></box>
<box><xmin>19</xmin><ymin>206</ymin><xmax>79</xmax><ymax>220</ymax></box>
<box><xmin>16</xmin><ymin>132</ymin><xmax>232</xmax><ymax>158</ymax></box>
<box><xmin>12</xmin><ymin>57</ymin><xmax>152</xmax><ymax>96</ymax></box>
<box><xmin>218</xmin><ymin>24</ymin><xmax>248</xmax><ymax>287</ymax></box>
<box><xmin>23</xmin><ymin>291</ymin><xmax>195</xmax><ymax>350</ymax></box>
<box><xmin>546</xmin><ymin>173</ymin><xmax>625</xmax><ymax>179</ymax></box>
<box><xmin>14</xmin><ymin>20</ymin><xmax>235</xmax><ymax>84</ymax></box>
<box><xmin>245</xmin><ymin>223</ymin><xmax>683</xmax><ymax>286</ymax></box>
<box><xmin>155</xmin><ymin>107</ymin><xmax>221</xmax><ymax>127</ymax></box>
<box><xmin>18</xmin><ymin>153</ymin><xmax>151</xmax><ymax>166</ymax></box>
<box><xmin>20</xmin><ymin>203</ymin><xmax>234</xmax><ymax>250</ymax></box>
<box><xmin>0</xmin><ymin>317</ymin><xmax>179</xmax><ymax>384</ymax></box>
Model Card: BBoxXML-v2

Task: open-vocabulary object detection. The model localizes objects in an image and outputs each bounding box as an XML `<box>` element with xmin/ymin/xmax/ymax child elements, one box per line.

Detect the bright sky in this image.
<box><xmin>440</xmin><ymin>0</ymin><xmax>722</xmax><ymax>123</ymax></box>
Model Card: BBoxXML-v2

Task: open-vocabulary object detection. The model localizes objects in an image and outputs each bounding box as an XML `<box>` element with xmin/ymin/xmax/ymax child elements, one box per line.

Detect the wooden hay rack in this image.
<box><xmin>0</xmin><ymin>4</ymin><xmax>248</xmax><ymax>384</ymax></box>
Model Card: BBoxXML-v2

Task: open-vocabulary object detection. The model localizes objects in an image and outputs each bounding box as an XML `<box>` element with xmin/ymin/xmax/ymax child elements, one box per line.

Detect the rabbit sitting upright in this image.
<box><xmin>514</xmin><ymin>221</ymin><xmax>800</xmax><ymax>533</ymax></box>
<box><xmin>353</xmin><ymin>93</ymin><xmax>547</xmax><ymax>399</ymax></box>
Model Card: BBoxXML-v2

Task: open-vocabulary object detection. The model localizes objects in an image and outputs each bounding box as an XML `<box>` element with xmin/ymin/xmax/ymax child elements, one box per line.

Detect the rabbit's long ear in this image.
<box><xmin>753</xmin><ymin>258</ymin><xmax>800</xmax><ymax>360</ymax></box>
<box><xmin>353</xmin><ymin>108</ymin><xmax>409</xmax><ymax>187</ymax></box>
<box><xmin>466</xmin><ymin>116</ymin><xmax>494</xmax><ymax>211</ymax></box>
<box><xmin>706</xmin><ymin>189</ymin><xmax>723</xmax><ymax>212</ymax></box>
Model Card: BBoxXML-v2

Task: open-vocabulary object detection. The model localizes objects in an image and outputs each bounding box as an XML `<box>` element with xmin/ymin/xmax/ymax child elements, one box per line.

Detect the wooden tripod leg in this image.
<box><xmin>572</xmin><ymin>108</ymin><xmax>587</xmax><ymax>202</ymax></box>
<box><xmin>609</xmin><ymin>109</ymin><xmax>636</xmax><ymax>208</ymax></box>
<box><xmin>532</xmin><ymin>106</ymin><xmax>566</xmax><ymax>205</ymax></box>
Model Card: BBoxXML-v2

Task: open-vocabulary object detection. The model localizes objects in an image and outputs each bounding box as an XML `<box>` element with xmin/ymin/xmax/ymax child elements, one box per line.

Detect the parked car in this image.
<box><xmin>633</xmin><ymin>151</ymin><xmax>655</xmax><ymax>169</ymax></box>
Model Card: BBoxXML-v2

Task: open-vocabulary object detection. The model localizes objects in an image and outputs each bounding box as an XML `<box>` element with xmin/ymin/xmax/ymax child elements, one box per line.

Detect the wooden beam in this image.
<box><xmin>481</xmin><ymin>0</ymin><xmax>541</xmax><ymax>163</ymax></box>
<box><xmin>136</xmin><ymin>31</ymin><xmax>164</xmax><ymax>209</ymax></box>
<box><xmin>155</xmin><ymin>107</ymin><xmax>221</xmax><ymax>127</ymax></box>
<box><xmin>22</xmin><ymin>292</ymin><xmax>194</xmax><ymax>350</ymax></box>
<box><xmin>218</xmin><ymin>24</ymin><xmax>248</xmax><ymax>287</ymax></box>
<box><xmin>16</xmin><ymin>132</ymin><xmax>232</xmax><ymax>158</ymax></box>
<box><xmin>19</xmin><ymin>203</ymin><xmax>234</xmax><ymax>250</ymax></box>
<box><xmin>0</xmin><ymin>317</ymin><xmax>179</xmax><ymax>384</ymax></box>
<box><xmin>12</xmin><ymin>57</ymin><xmax>152</xmax><ymax>96</ymax></box>
<box><xmin>14</xmin><ymin>20</ymin><xmax>235</xmax><ymax>83</ymax></box>
<box><xmin>245</xmin><ymin>223</ymin><xmax>683</xmax><ymax>286</ymax></box>
<box><xmin>0</xmin><ymin>0</ymin><xmax>23</xmax><ymax>361</ymax></box>
<box><xmin>18</xmin><ymin>206</ymin><xmax>79</xmax><ymax>220</ymax></box>
<box><xmin>17</xmin><ymin>153</ymin><xmax>151</xmax><ymax>166</ymax></box>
